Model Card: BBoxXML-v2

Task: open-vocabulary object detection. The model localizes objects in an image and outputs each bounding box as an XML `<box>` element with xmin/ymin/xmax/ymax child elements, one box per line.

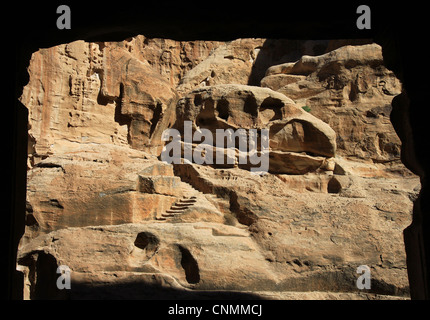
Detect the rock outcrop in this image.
<box><xmin>17</xmin><ymin>36</ymin><xmax>419</xmax><ymax>300</ymax></box>
<box><xmin>261</xmin><ymin>43</ymin><xmax>402</xmax><ymax>162</ymax></box>
<box><xmin>173</xmin><ymin>84</ymin><xmax>336</xmax><ymax>174</ymax></box>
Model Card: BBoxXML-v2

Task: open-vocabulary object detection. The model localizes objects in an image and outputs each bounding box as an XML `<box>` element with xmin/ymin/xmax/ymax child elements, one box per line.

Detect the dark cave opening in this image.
<box><xmin>178</xmin><ymin>245</ymin><xmax>200</xmax><ymax>285</ymax></box>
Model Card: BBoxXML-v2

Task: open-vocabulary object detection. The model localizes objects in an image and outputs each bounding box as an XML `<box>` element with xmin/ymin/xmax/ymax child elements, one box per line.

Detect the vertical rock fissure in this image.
<box><xmin>149</xmin><ymin>102</ymin><xmax>163</xmax><ymax>138</ymax></box>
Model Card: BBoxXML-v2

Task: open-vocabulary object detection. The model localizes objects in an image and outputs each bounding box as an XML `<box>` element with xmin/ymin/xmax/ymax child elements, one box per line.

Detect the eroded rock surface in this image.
<box><xmin>17</xmin><ymin>37</ymin><xmax>419</xmax><ymax>300</ymax></box>
<box><xmin>261</xmin><ymin>43</ymin><xmax>402</xmax><ymax>162</ymax></box>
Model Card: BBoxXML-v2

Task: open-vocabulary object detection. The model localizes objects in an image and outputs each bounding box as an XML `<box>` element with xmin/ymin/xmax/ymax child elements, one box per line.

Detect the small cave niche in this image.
<box><xmin>194</xmin><ymin>94</ymin><xmax>203</xmax><ymax>106</ymax></box>
<box><xmin>327</xmin><ymin>177</ymin><xmax>342</xmax><ymax>194</ymax></box>
<box><xmin>195</xmin><ymin>98</ymin><xmax>216</xmax><ymax>128</ymax></box>
<box><xmin>177</xmin><ymin>245</ymin><xmax>200</xmax><ymax>284</ymax></box>
<box><xmin>243</xmin><ymin>95</ymin><xmax>258</xmax><ymax>117</ymax></box>
<box><xmin>216</xmin><ymin>98</ymin><xmax>230</xmax><ymax>120</ymax></box>
<box><xmin>20</xmin><ymin>252</ymin><xmax>70</xmax><ymax>300</ymax></box>
<box><xmin>134</xmin><ymin>232</ymin><xmax>160</xmax><ymax>258</ymax></box>
<box><xmin>260</xmin><ymin>97</ymin><xmax>283</xmax><ymax>121</ymax></box>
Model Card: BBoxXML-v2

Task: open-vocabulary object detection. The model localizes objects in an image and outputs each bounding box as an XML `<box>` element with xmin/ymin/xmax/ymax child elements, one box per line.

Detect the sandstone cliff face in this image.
<box><xmin>17</xmin><ymin>36</ymin><xmax>419</xmax><ymax>299</ymax></box>
<box><xmin>261</xmin><ymin>43</ymin><xmax>402</xmax><ymax>162</ymax></box>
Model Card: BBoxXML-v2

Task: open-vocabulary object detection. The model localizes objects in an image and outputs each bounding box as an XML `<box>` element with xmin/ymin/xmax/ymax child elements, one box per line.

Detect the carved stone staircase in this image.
<box><xmin>156</xmin><ymin>196</ymin><xmax>197</xmax><ymax>221</ymax></box>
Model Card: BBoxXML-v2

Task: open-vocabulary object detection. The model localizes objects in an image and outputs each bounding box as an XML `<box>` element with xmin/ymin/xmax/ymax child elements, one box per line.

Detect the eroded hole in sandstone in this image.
<box><xmin>25</xmin><ymin>202</ymin><xmax>37</xmax><ymax>226</ymax></box>
<box><xmin>216</xmin><ymin>98</ymin><xmax>229</xmax><ymax>120</ymax></box>
<box><xmin>33</xmin><ymin>252</ymin><xmax>60</xmax><ymax>299</ymax></box>
<box><xmin>260</xmin><ymin>97</ymin><xmax>283</xmax><ymax>121</ymax></box>
<box><xmin>19</xmin><ymin>252</ymin><xmax>69</xmax><ymax>300</ymax></box>
<box><xmin>177</xmin><ymin>245</ymin><xmax>200</xmax><ymax>284</ymax></box>
<box><xmin>327</xmin><ymin>177</ymin><xmax>342</xmax><ymax>194</ymax></box>
<box><xmin>194</xmin><ymin>94</ymin><xmax>203</xmax><ymax>106</ymax></box>
<box><xmin>134</xmin><ymin>232</ymin><xmax>160</xmax><ymax>258</ymax></box>
<box><xmin>243</xmin><ymin>95</ymin><xmax>258</xmax><ymax>117</ymax></box>
<box><xmin>196</xmin><ymin>98</ymin><xmax>216</xmax><ymax>128</ymax></box>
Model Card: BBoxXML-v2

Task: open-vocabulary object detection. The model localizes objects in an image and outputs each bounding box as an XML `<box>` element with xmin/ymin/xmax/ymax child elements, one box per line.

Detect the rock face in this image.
<box><xmin>174</xmin><ymin>84</ymin><xmax>336</xmax><ymax>174</ymax></box>
<box><xmin>17</xmin><ymin>36</ymin><xmax>420</xmax><ymax>300</ymax></box>
<box><xmin>261</xmin><ymin>43</ymin><xmax>402</xmax><ymax>162</ymax></box>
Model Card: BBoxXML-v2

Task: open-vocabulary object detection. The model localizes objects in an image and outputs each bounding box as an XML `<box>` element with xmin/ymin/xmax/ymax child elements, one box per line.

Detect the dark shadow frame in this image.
<box><xmin>7</xmin><ymin>2</ymin><xmax>429</xmax><ymax>299</ymax></box>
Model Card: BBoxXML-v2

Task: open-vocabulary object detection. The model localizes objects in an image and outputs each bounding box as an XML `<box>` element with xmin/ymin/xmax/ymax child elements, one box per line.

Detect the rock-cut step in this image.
<box><xmin>158</xmin><ymin>196</ymin><xmax>197</xmax><ymax>220</ymax></box>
